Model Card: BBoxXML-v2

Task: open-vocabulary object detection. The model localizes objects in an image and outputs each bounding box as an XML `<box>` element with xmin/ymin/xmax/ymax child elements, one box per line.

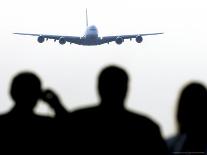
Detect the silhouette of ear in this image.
<box><xmin>98</xmin><ymin>65</ymin><xmax>129</xmax><ymax>102</ymax></box>
<box><xmin>10</xmin><ymin>72</ymin><xmax>42</xmax><ymax>108</ymax></box>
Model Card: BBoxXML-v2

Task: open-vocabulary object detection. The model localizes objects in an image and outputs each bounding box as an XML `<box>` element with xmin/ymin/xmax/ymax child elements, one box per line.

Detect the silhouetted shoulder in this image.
<box><xmin>128</xmin><ymin>111</ymin><xmax>161</xmax><ymax>130</ymax></box>
<box><xmin>71</xmin><ymin>106</ymin><xmax>100</xmax><ymax>122</ymax></box>
<box><xmin>166</xmin><ymin>134</ymin><xmax>186</xmax><ymax>153</ymax></box>
<box><xmin>72</xmin><ymin>106</ymin><xmax>161</xmax><ymax>134</ymax></box>
<box><xmin>72</xmin><ymin>106</ymin><xmax>98</xmax><ymax>115</ymax></box>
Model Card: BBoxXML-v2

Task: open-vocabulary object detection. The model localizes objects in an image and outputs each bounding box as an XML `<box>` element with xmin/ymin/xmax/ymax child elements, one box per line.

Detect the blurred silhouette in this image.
<box><xmin>166</xmin><ymin>82</ymin><xmax>207</xmax><ymax>154</ymax></box>
<box><xmin>71</xmin><ymin>65</ymin><xmax>168</xmax><ymax>154</ymax></box>
<box><xmin>41</xmin><ymin>89</ymin><xmax>69</xmax><ymax>118</ymax></box>
<box><xmin>0</xmin><ymin>72</ymin><xmax>50</xmax><ymax>122</ymax></box>
<box><xmin>0</xmin><ymin>72</ymin><xmax>68</xmax><ymax>150</ymax></box>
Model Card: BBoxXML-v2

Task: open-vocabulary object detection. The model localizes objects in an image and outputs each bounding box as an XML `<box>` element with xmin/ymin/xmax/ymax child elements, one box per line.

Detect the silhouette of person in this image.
<box><xmin>0</xmin><ymin>72</ymin><xmax>68</xmax><ymax>146</ymax></box>
<box><xmin>166</xmin><ymin>82</ymin><xmax>207</xmax><ymax>154</ymax></box>
<box><xmin>71</xmin><ymin>65</ymin><xmax>168</xmax><ymax>154</ymax></box>
<box><xmin>0</xmin><ymin>72</ymin><xmax>49</xmax><ymax>121</ymax></box>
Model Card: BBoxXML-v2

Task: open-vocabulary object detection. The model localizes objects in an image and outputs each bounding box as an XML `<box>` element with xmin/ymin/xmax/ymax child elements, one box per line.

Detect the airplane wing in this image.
<box><xmin>100</xmin><ymin>33</ymin><xmax>163</xmax><ymax>44</ymax></box>
<box><xmin>13</xmin><ymin>33</ymin><xmax>82</xmax><ymax>45</ymax></box>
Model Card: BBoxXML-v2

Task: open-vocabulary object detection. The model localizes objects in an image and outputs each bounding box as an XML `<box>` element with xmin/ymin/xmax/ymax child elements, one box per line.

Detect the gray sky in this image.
<box><xmin>1</xmin><ymin>0</ymin><xmax>207</xmax><ymax>137</ymax></box>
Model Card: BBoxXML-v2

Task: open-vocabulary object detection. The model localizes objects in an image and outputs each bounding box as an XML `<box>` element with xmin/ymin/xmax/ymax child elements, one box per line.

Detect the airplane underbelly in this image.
<box><xmin>86</xmin><ymin>34</ymin><xmax>98</xmax><ymax>39</ymax></box>
<box><xmin>83</xmin><ymin>37</ymin><xmax>100</xmax><ymax>45</ymax></box>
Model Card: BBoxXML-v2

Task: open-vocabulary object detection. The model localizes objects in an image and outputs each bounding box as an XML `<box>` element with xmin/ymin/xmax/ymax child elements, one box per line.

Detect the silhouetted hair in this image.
<box><xmin>98</xmin><ymin>66</ymin><xmax>128</xmax><ymax>105</ymax></box>
<box><xmin>177</xmin><ymin>82</ymin><xmax>207</xmax><ymax>133</ymax></box>
<box><xmin>10</xmin><ymin>72</ymin><xmax>41</xmax><ymax>109</ymax></box>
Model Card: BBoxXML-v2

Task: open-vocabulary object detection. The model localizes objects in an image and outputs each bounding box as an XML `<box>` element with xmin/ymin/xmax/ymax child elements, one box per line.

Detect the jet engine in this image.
<box><xmin>59</xmin><ymin>37</ymin><xmax>66</xmax><ymax>45</ymax></box>
<box><xmin>136</xmin><ymin>35</ymin><xmax>143</xmax><ymax>43</ymax></box>
<box><xmin>37</xmin><ymin>36</ymin><xmax>45</xmax><ymax>43</ymax></box>
<box><xmin>115</xmin><ymin>37</ymin><xmax>124</xmax><ymax>45</ymax></box>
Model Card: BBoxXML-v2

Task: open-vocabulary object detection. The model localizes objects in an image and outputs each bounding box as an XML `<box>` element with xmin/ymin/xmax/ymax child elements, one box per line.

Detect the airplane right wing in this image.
<box><xmin>13</xmin><ymin>33</ymin><xmax>83</xmax><ymax>45</ymax></box>
<box><xmin>100</xmin><ymin>33</ymin><xmax>164</xmax><ymax>44</ymax></box>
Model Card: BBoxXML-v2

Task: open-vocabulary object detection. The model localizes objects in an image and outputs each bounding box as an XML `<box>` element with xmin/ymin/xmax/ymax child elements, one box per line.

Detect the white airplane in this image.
<box><xmin>14</xmin><ymin>9</ymin><xmax>163</xmax><ymax>46</ymax></box>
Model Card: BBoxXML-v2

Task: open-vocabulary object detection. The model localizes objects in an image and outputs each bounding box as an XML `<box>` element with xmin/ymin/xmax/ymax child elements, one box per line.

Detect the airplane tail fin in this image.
<box><xmin>86</xmin><ymin>8</ymin><xmax>88</xmax><ymax>28</ymax></box>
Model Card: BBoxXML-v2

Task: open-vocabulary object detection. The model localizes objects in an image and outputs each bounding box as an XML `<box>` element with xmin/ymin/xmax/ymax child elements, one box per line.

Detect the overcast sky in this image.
<box><xmin>1</xmin><ymin>0</ymin><xmax>207</xmax><ymax>137</ymax></box>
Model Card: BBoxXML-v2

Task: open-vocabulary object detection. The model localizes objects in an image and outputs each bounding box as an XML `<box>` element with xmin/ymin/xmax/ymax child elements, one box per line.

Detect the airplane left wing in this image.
<box><xmin>100</xmin><ymin>33</ymin><xmax>163</xmax><ymax>44</ymax></box>
<box><xmin>13</xmin><ymin>33</ymin><xmax>82</xmax><ymax>45</ymax></box>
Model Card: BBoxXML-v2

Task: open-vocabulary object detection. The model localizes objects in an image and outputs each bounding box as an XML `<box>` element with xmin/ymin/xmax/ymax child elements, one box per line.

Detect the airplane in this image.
<box><xmin>13</xmin><ymin>9</ymin><xmax>163</xmax><ymax>46</ymax></box>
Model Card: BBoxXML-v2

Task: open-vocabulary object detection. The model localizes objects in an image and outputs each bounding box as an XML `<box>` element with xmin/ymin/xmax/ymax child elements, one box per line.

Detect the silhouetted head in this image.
<box><xmin>10</xmin><ymin>72</ymin><xmax>42</xmax><ymax>112</ymax></box>
<box><xmin>177</xmin><ymin>82</ymin><xmax>207</xmax><ymax>134</ymax></box>
<box><xmin>98</xmin><ymin>66</ymin><xmax>129</xmax><ymax>109</ymax></box>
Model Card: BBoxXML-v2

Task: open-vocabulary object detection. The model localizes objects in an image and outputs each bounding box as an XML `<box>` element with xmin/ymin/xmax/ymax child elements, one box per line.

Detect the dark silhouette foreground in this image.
<box><xmin>167</xmin><ymin>82</ymin><xmax>207</xmax><ymax>154</ymax></box>
<box><xmin>0</xmin><ymin>67</ymin><xmax>169</xmax><ymax>154</ymax></box>
<box><xmin>0</xmin><ymin>72</ymin><xmax>51</xmax><ymax>127</ymax></box>
<box><xmin>71</xmin><ymin>66</ymin><xmax>168</xmax><ymax>154</ymax></box>
<box><xmin>0</xmin><ymin>72</ymin><xmax>68</xmax><ymax>152</ymax></box>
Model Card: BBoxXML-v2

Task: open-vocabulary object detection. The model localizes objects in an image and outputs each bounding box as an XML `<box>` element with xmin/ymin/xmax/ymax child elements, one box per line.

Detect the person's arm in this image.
<box><xmin>41</xmin><ymin>89</ymin><xmax>69</xmax><ymax>118</ymax></box>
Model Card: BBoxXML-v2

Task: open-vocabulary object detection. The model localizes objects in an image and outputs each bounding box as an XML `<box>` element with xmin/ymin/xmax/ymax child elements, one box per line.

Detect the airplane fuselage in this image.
<box><xmin>85</xmin><ymin>25</ymin><xmax>98</xmax><ymax>38</ymax></box>
<box><xmin>82</xmin><ymin>25</ymin><xmax>101</xmax><ymax>45</ymax></box>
